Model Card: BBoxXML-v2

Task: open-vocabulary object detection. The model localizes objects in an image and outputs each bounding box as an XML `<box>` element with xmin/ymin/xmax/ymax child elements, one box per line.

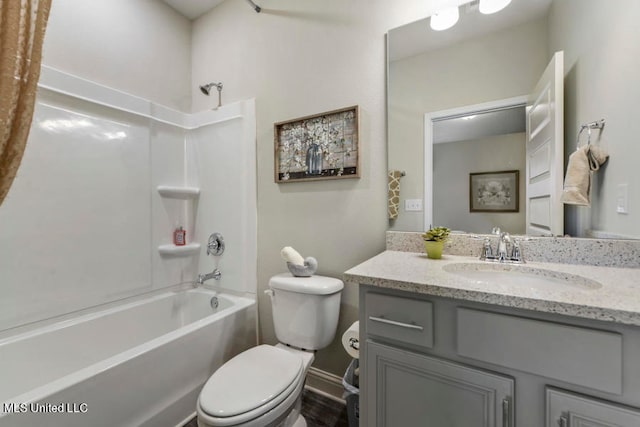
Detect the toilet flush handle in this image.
<box><xmin>264</xmin><ymin>289</ymin><xmax>274</xmax><ymax>298</ymax></box>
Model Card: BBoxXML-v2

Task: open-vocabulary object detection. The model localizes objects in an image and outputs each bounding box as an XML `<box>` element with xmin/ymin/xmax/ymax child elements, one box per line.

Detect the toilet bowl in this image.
<box><xmin>197</xmin><ymin>344</ymin><xmax>313</xmax><ymax>427</ymax></box>
<box><xmin>197</xmin><ymin>274</ymin><xmax>343</xmax><ymax>427</ymax></box>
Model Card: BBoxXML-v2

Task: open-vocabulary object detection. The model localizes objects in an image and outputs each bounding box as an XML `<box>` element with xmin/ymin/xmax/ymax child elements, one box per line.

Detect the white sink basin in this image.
<box><xmin>443</xmin><ymin>262</ymin><xmax>602</xmax><ymax>292</ymax></box>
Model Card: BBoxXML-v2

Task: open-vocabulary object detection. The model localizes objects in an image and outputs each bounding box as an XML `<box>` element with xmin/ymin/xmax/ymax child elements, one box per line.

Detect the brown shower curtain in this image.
<box><xmin>0</xmin><ymin>0</ymin><xmax>52</xmax><ymax>206</ymax></box>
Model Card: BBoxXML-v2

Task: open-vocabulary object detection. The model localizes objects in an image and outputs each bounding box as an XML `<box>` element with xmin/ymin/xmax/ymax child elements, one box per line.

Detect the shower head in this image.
<box><xmin>199</xmin><ymin>82</ymin><xmax>224</xmax><ymax>109</ymax></box>
<box><xmin>245</xmin><ymin>0</ymin><xmax>261</xmax><ymax>13</ymax></box>
<box><xmin>199</xmin><ymin>82</ymin><xmax>222</xmax><ymax>96</ymax></box>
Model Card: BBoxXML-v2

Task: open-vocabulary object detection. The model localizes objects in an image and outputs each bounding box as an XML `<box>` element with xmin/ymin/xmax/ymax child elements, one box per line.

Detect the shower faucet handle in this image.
<box><xmin>206</xmin><ymin>233</ymin><xmax>225</xmax><ymax>256</ymax></box>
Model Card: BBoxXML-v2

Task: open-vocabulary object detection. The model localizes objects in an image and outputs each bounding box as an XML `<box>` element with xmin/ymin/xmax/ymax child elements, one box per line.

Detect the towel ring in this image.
<box><xmin>576</xmin><ymin>126</ymin><xmax>592</xmax><ymax>149</ymax></box>
<box><xmin>576</xmin><ymin>119</ymin><xmax>605</xmax><ymax>150</ymax></box>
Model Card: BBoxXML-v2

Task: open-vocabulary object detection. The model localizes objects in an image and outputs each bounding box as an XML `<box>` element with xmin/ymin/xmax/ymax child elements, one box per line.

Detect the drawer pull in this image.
<box><xmin>369</xmin><ymin>316</ymin><xmax>424</xmax><ymax>331</ymax></box>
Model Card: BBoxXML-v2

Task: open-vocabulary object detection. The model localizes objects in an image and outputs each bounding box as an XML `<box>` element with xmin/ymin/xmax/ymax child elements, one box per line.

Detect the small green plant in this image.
<box><xmin>422</xmin><ymin>226</ymin><xmax>451</xmax><ymax>242</ymax></box>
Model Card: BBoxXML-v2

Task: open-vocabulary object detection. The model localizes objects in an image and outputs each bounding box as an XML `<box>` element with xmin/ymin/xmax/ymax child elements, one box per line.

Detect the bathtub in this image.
<box><xmin>0</xmin><ymin>288</ymin><xmax>256</xmax><ymax>427</ymax></box>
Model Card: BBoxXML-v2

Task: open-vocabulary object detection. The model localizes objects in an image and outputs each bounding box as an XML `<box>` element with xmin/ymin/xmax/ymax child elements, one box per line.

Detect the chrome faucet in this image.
<box><xmin>497</xmin><ymin>232</ymin><xmax>511</xmax><ymax>262</ymax></box>
<box><xmin>479</xmin><ymin>227</ymin><xmax>524</xmax><ymax>263</ymax></box>
<box><xmin>197</xmin><ymin>268</ymin><xmax>221</xmax><ymax>285</ymax></box>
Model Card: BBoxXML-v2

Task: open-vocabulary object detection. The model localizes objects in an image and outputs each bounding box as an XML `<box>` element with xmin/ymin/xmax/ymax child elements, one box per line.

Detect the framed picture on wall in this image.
<box><xmin>469</xmin><ymin>170</ymin><xmax>519</xmax><ymax>212</ymax></box>
<box><xmin>274</xmin><ymin>106</ymin><xmax>359</xmax><ymax>183</ymax></box>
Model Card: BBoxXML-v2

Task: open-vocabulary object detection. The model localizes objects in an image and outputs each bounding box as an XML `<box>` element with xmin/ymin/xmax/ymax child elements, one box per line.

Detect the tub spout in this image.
<box><xmin>197</xmin><ymin>268</ymin><xmax>221</xmax><ymax>285</ymax></box>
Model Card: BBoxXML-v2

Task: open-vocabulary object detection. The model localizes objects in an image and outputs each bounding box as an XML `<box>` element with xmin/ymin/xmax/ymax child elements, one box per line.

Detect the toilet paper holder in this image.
<box><xmin>342</xmin><ymin>320</ymin><xmax>360</xmax><ymax>360</ymax></box>
<box><xmin>348</xmin><ymin>337</ymin><xmax>359</xmax><ymax>350</ymax></box>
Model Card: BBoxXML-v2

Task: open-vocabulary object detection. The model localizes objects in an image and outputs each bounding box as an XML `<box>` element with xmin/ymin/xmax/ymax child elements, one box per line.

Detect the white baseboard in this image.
<box><xmin>175</xmin><ymin>411</ymin><xmax>196</xmax><ymax>427</ymax></box>
<box><xmin>305</xmin><ymin>366</ymin><xmax>346</xmax><ymax>404</ymax></box>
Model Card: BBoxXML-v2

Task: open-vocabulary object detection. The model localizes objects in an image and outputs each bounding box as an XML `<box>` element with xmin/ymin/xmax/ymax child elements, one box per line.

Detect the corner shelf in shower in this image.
<box><xmin>157</xmin><ymin>185</ymin><xmax>201</xmax><ymax>257</ymax></box>
<box><xmin>157</xmin><ymin>185</ymin><xmax>200</xmax><ymax>199</ymax></box>
<box><xmin>158</xmin><ymin>243</ymin><xmax>201</xmax><ymax>257</ymax></box>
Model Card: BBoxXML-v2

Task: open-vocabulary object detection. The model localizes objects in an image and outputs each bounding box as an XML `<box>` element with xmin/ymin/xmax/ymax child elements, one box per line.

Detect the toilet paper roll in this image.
<box><xmin>341</xmin><ymin>321</ymin><xmax>360</xmax><ymax>359</ymax></box>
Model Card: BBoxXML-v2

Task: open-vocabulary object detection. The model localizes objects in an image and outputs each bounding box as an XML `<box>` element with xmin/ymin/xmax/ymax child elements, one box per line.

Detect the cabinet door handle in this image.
<box><xmin>502</xmin><ymin>398</ymin><xmax>510</xmax><ymax>427</ymax></box>
<box><xmin>368</xmin><ymin>316</ymin><xmax>424</xmax><ymax>331</ymax></box>
<box><xmin>559</xmin><ymin>415</ymin><xmax>568</xmax><ymax>427</ymax></box>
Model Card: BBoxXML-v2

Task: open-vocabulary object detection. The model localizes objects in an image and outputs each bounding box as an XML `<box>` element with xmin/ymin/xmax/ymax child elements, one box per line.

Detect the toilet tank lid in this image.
<box><xmin>269</xmin><ymin>273</ymin><xmax>344</xmax><ymax>295</ymax></box>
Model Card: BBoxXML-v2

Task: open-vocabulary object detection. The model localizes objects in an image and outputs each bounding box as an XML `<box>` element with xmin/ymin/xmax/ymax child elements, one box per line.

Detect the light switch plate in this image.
<box><xmin>405</xmin><ymin>199</ymin><xmax>423</xmax><ymax>212</ymax></box>
<box><xmin>616</xmin><ymin>184</ymin><xmax>629</xmax><ymax>214</ymax></box>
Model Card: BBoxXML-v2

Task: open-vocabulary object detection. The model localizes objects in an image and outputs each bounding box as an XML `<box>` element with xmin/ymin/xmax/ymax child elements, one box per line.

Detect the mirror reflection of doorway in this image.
<box><xmin>425</xmin><ymin>51</ymin><xmax>564</xmax><ymax>236</ymax></box>
<box><xmin>429</xmin><ymin>99</ymin><xmax>527</xmax><ymax>234</ymax></box>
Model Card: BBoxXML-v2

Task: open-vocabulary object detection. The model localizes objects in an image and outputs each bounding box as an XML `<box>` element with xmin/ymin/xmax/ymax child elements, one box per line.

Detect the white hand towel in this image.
<box><xmin>280</xmin><ymin>246</ymin><xmax>305</xmax><ymax>266</ymax></box>
<box><xmin>561</xmin><ymin>145</ymin><xmax>608</xmax><ymax>206</ymax></box>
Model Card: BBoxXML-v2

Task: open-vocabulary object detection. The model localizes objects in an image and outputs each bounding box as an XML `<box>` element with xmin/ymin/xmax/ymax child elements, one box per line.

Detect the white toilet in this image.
<box><xmin>197</xmin><ymin>273</ymin><xmax>344</xmax><ymax>427</ymax></box>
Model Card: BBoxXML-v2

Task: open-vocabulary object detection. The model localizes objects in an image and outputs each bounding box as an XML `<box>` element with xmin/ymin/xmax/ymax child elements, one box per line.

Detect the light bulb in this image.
<box><xmin>479</xmin><ymin>0</ymin><xmax>512</xmax><ymax>15</ymax></box>
<box><xmin>430</xmin><ymin>6</ymin><xmax>459</xmax><ymax>31</ymax></box>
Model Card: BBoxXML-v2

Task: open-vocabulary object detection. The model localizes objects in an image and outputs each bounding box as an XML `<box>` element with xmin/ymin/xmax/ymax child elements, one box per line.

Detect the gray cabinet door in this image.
<box><xmin>546</xmin><ymin>388</ymin><xmax>640</xmax><ymax>427</ymax></box>
<box><xmin>367</xmin><ymin>341</ymin><xmax>514</xmax><ymax>427</ymax></box>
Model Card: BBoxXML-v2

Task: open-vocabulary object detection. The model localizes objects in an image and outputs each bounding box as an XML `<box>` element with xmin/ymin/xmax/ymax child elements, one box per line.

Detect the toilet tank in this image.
<box><xmin>268</xmin><ymin>274</ymin><xmax>344</xmax><ymax>350</ymax></box>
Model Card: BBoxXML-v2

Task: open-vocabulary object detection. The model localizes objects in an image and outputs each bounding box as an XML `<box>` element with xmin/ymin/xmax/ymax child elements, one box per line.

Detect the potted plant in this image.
<box><xmin>421</xmin><ymin>226</ymin><xmax>451</xmax><ymax>259</ymax></box>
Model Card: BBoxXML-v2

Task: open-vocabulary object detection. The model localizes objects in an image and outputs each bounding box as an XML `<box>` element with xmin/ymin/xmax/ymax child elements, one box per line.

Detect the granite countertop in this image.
<box><xmin>344</xmin><ymin>250</ymin><xmax>640</xmax><ymax>326</ymax></box>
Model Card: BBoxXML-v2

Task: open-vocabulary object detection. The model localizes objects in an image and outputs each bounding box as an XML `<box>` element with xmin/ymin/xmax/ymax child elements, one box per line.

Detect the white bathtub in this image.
<box><xmin>0</xmin><ymin>288</ymin><xmax>256</xmax><ymax>427</ymax></box>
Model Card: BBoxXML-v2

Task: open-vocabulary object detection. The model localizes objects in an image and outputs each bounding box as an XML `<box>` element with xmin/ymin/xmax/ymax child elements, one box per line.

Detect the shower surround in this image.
<box><xmin>0</xmin><ymin>66</ymin><xmax>257</xmax><ymax>424</ymax></box>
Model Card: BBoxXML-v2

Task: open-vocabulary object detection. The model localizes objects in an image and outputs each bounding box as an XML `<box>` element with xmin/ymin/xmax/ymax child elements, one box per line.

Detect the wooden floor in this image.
<box><xmin>301</xmin><ymin>388</ymin><xmax>349</xmax><ymax>427</ymax></box>
<box><xmin>184</xmin><ymin>388</ymin><xmax>350</xmax><ymax>427</ymax></box>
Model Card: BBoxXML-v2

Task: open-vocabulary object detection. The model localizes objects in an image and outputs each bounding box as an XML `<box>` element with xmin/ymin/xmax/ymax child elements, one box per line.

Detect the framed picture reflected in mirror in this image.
<box><xmin>469</xmin><ymin>170</ymin><xmax>519</xmax><ymax>212</ymax></box>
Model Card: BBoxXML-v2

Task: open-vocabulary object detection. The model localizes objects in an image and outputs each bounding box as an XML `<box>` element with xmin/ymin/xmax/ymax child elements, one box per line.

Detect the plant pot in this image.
<box><xmin>424</xmin><ymin>240</ymin><xmax>444</xmax><ymax>259</ymax></box>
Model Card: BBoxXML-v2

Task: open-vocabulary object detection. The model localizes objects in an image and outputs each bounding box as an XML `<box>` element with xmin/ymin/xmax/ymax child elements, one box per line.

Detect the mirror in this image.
<box><xmin>432</xmin><ymin>101</ymin><xmax>527</xmax><ymax>235</ymax></box>
<box><xmin>387</xmin><ymin>0</ymin><xmax>640</xmax><ymax>239</ymax></box>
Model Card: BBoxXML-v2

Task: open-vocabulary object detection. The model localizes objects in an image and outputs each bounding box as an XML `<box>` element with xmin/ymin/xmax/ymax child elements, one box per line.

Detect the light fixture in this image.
<box><xmin>479</xmin><ymin>0</ymin><xmax>512</xmax><ymax>15</ymax></box>
<box><xmin>430</xmin><ymin>6</ymin><xmax>460</xmax><ymax>31</ymax></box>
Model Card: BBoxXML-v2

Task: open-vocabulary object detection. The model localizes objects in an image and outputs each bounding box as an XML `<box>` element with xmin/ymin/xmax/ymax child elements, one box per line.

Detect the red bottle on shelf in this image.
<box><xmin>173</xmin><ymin>227</ymin><xmax>186</xmax><ymax>246</ymax></box>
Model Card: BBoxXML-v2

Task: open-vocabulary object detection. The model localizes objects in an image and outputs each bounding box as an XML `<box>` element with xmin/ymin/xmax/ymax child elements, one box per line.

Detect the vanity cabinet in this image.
<box><xmin>359</xmin><ymin>286</ymin><xmax>640</xmax><ymax>427</ymax></box>
<box><xmin>367</xmin><ymin>341</ymin><xmax>513</xmax><ymax>427</ymax></box>
<box><xmin>546</xmin><ymin>388</ymin><xmax>640</xmax><ymax>427</ymax></box>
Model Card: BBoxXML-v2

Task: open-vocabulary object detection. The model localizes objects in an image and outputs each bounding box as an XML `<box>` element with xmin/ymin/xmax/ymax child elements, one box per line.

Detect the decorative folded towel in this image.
<box><xmin>561</xmin><ymin>145</ymin><xmax>609</xmax><ymax>206</ymax></box>
<box><xmin>388</xmin><ymin>170</ymin><xmax>402</xmax><ymax>220</ymax></box>
<box><xmin>287</xmin><ymin>257</ymin><xmax>318</xmax><ymax>277</ymax></box>
<box><xmin>280</xmin><ymin>246</ymin><xmax>304</xmax><ymax>266</ymax></box>
<box><xmin>280</xmin><ymin>247</ymin><xmax>317</xmax><ymax>276</ymax></box>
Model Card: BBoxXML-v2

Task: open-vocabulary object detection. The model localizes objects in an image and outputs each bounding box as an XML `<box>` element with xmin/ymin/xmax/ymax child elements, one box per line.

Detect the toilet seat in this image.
<box><xmin>197</xmin><ymin>345</ymin><xmax>304</xmax><ymax>427</ymax></box>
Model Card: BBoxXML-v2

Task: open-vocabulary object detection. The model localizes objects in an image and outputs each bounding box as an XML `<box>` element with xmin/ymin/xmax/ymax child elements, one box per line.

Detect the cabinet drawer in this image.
<box><xmin>457</xmin><ymin>308</ymin><xmax>622</xmax><ymax>394</ymax></box>
<box><xmin>365</xmin><ymin>292</ymin><xmax>433</xmax><ymax>348</ymax></box>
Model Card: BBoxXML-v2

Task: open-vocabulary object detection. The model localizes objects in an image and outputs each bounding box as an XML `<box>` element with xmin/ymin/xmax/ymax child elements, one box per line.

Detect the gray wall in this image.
<box><xmin>43</xmin><ymin>0</ymin><xmax>192</xmax><ymax>111</ymax></box>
